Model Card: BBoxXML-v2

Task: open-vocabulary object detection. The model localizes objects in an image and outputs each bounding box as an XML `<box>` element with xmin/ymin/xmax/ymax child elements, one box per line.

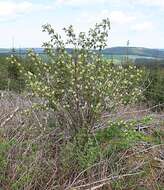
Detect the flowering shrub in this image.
<box><xmin>9</xmin><ymin>19</ymin><xmax>144</xmax><ymax>135</ymax></box>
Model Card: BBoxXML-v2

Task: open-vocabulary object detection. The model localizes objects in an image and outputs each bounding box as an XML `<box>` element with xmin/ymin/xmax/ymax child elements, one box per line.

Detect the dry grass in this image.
<box><xmin>0</xmin><ymin>92</ymin><xmax>163</xmax><ymax>190</ymax></box>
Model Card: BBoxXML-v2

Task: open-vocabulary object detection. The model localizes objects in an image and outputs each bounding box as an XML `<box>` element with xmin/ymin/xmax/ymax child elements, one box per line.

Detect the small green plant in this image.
<box><xmin>95</xmin><ymin>118</ymin><xmax>151</xmax><ymax>153</ymax></box>
<box><xmin>60</xmin><ymin>128</ymin><xmax>101</xmax><ymax>172</ymax></box>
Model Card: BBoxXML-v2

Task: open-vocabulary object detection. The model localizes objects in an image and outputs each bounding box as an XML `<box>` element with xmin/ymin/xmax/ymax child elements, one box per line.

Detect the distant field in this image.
<box><xmin>104</xmin><ymin>54</ymin><xmax>163</xmax><ymax>60</ymax></box>
<box><xmin>104</xmin><ymin>54</ymin><xmax>164</xmax><ymax>65</ymax></box>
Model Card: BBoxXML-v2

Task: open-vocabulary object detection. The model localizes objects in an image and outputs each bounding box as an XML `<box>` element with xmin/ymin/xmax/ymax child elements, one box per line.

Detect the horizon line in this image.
<box><xmin>0</xmin><ymin>46</ymin><xmax>164</xmax><ymax>50</ymax></box>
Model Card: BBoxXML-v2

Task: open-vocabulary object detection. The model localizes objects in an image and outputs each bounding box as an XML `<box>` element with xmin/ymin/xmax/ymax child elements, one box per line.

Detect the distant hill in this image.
<box><xmin>1</xmin><ymin>47</ymin><xmax>164</xmax><ymax>59</ymax></box>
<box><xmin>0</xmin><ymin>48</ymin><xmax>44</xmax><ymax>56</ymax></box>
<box><xmin>102</xmin><ymin>47</ymin><xmax>164</xmax><ymax>59</ymax></box>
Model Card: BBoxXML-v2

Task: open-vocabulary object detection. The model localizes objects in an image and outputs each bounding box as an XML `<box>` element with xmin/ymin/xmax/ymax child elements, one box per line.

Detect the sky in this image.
<box><xmin>0</xmin><ymin>0</ymin><xmax>164</xmax><ymax>48</ymax></box>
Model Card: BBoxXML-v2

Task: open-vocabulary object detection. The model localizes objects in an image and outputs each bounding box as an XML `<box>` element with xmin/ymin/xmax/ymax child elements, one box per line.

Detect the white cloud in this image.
<box><xmin>0</xmin><ymin>1</ymin><xmax>52</xmax><ymax>22</ymax></box>
<box><xmin>129</xmin><ymin>0</ymin><xmax>164</xmax><ymax>7</ymax></box>
<box><xmin>0</xmin><ymin>1</ymin><xmax>32</xmax><ymax>16</ymax></box>
<box><xmin>132</xmin><ymin>21</ymin><xmax>153</xmax><ymax>32</ymax></box>
<box><xmin>140</xmin><ymin>0</ymin><xmax>164</xmax><ymax>6</ymax></box>
<box><xmin>57</xmin><ymin>0</ymin><xmax>164</xmax><ymax>8</ymax></box>
<box><xmin>56</xmin><ymin>0</ymin><xmax>108</xmax><ymax>6</ymax></box>
<box><xmin>76</xmin><ymin>10</ymin><xmax>136</xmax><ymax>26</ymax></box>
<box><xmin>110</xmin><ymin>11</ymin><xmax>135</xmax><ymax>24</ymax></box>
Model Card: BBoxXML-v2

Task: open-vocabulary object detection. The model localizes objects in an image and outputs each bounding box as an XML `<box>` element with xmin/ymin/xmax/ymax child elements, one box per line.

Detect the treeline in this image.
<box><xmin>134</xmin><ymin>59</ymin><xmax>164</xmax><ymax>107</ymax></box>
<box><xmin>135</xmin><ymin>58</ymin><xmax>164</xmax><ymax>68</ymax></box>
<box><xmin>0</xmin><ymin>55</ymin><xmax>30</xmax><ymax>92</ymax></box>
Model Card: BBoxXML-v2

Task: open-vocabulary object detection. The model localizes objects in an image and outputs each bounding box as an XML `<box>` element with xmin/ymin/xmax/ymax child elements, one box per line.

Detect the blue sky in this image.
<box><xmin>0</xmin><ymin>0</ymin><xmax>164</xmax><ymax>48</ymax></box>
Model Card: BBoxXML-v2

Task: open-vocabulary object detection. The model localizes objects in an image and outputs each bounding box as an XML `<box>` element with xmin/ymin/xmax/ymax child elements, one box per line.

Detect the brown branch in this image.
<box><xmin>70</xmin><ymin>171</ymin><xmax>144</xmax><ymax>190</ymax></box>
<box><xmin>0</xmin><ymin>107</ymin><xmax>19</xmax><ymax>127</ymax></box>
<box><xmin>102</xmin><ymin>103</ymin><xmax>164</xmax><ymax>118</ymax></box>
